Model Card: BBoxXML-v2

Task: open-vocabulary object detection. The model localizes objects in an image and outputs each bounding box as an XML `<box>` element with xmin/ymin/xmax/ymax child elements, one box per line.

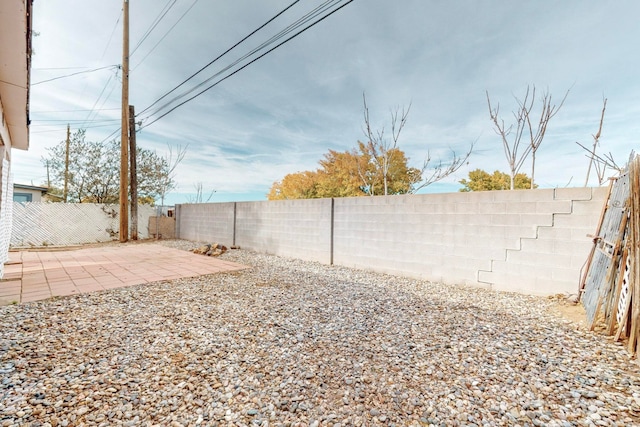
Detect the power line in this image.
<box><xmin>131</xmin><ymin>0</ymin><xmax>201</xmax><ymax>71</ymax></box>
<box><xmin>143</xmin><ymin>0</ymin><xmax>343</xmax><ymax>117</ymax></box>
<box><xmin>31</xmin><ymin>108</ymin><xmax>120</xmax><ymax>114</ymax></box>
<box><xmin>0</xmin><ymin>79</ymin><xmax>27</xmax><ymax>89</ymax></box>
<box><xmin>139</xmin><ymin>0</ymin><xmax>355</xmax><ymax>128</ymax></box>
<box><xmin>101</xmin><ymin>9</ymin><xmax>123</xmax><ymax>60</ymax></box>
<box><xmin>99</xmin><ymin>127</ymin><xmax>122</xmax><ymax>144</ymax></box>
<box><xmin>81</xmin><ymin>67</ymin><xmax>120</xmax><ymax>128</ymax></box>
<box><xmin>31</xmin><ymin>123</ymin><xmax>122</xmax><ymax>134</ymax></box>
<box><xmin>31</xmin><ymin>119</ymin><xmax>119</xmax><ymax>124</ymax></box>
<box><xmin>33</xmin><ymin>66</ymin><xmax>98</xmax><ymax>70</ymax></box>
<box><xmin>131</xmin><ymin>0</ymin><xmax>177</xmax><ymax>56</ymax></box>
<box><xmin>138</xmin><ymin>0</ymin><xmax>302</xmax><ymax>116</ymax></box>
<box><xmin>32</xmin><ymin>65</ymin><xmax>119</xmax><ymax>85</ymax></box>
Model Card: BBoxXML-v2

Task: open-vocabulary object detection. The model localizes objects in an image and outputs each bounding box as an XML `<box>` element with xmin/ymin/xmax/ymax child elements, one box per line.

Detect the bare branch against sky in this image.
<box><xmin>15</xmin><ymin>0</ymin><xmax>640</xmax><ymax>203</ymax></box>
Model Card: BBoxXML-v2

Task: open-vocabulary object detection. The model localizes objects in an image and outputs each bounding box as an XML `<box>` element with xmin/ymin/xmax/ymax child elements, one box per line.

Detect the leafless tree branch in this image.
<box><xmin>576</xmin><ymin>140</ymin><xmax>623</xmax><ymax>181</ymax></box>
<box><xmin>584</xmin><ymin>97</ymin><xmax>608</xmax><ymax>185</ymax></box>
<box><xmin>487</xmin><ymin>85</ymin><xmax>568</xmax><ymax>189</ymax></box>
<box><xmin>411</xmin><ymin>140</ymin><xmax>475</xmax><ymax>193</ymax></box>
<box><xmin>187</xmin><ymin>182</ymin><xmax>216</xmax><ymax>203</ymax></box>
<box><xmin>362</xmin><ymin>92</ymin><xmax>410</xmax><ymax>195</ymax></box>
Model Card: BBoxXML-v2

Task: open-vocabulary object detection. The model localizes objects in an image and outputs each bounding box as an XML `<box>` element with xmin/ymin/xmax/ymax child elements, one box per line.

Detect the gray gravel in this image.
<box><xmin>1</xmin><ymin>240</ymin><xmax>640</xmax><ymax>426</ymax></box>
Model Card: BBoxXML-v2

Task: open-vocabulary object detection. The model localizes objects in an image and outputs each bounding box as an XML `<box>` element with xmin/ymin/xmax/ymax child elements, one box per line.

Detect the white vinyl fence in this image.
<box><xmin>11</xmin><ymin>202</ymin><xmax>156</xmax><ymax>248</ymax></box>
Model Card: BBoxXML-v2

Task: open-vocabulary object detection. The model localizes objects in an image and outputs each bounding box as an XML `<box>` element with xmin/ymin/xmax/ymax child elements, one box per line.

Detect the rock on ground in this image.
<box><xmin>1</xmin><ymin>240</ymin><xmax>639</xmax><ymax>426</ymax></box>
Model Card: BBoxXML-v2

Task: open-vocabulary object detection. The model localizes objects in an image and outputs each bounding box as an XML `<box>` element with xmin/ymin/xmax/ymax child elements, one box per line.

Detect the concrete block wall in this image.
<box><xmin>478</xmin><ymin>187</ymin><xmax>609</xmax><ymax>295</ymax></box>
<box><xmin>175</xmin><ymin>202</ymin><xmax>236</xmax><ymax>245</ymax></box>
<box><xmin>175</xmin><ymin>188</ymin><xmax>608</xmax><ymax>295</ymax></box>
<box><xmin>332</xmin><ymin>189</ymin><xmax>575</xmax><ymax>288</ymax></box>
<box><xmin>235</xmin><ymin>199</ymin><xmax>332</xmax><ymax>264</ymax></box>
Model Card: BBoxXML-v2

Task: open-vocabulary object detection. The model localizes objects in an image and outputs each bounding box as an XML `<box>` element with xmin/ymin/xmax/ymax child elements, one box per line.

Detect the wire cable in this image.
<box><xmin>99</xmin><ymin>127</ymin><xmax>122</xmax><ymax>144</ymax></box>
<box><xmin>31</xmin><ymin>108</ymin><xmax>121</xmax><ymax>114</ymax></box>
<box><xmin>143</xmin><ymin>0</ymin><xmax>341</xmax><ymax>117</ymax></box>
<box><xmin>140</xmin><ymin>0</ymin><xmax>345</xmax><ymax>118</ymax></box>
<box><xmin>131</xmin><ymin>0</ymin><xmax>177</xmax><ymax>56</ymax></box>
<box><xmin>152</xmin><ymin>0</ymin><xmax>339</xmax><ymax>109</ymax></box>
<box><xmin>31</xmin><ymin>119</ymin><xmax>120</xmax><ymax>124</ymax></box>
<box><xmin>81</xmin><ymin>67</ymin><xmax>121</xmax><ymax>128</ymax></box>
<box><xmin>139</xmin><ymin>0</ymin><xmax>302</xmax><ymax>116</ymax></box>
<box><xmin>0</xmin><ymin>79</ymin><xmax>27</xmax><ymax>89</ymax></box>
<box><xmin>32</xmin><ymin>65</ymin><xmax>119</xmax><ymax>86</ymax></box>
<box><xmin>139</xmin><ymin>0</ymin><xmax>355</xmax><ymax>129</ymax></box>
<box><xmin>31</xmin><ymin>123</ymin><xmax>122</xmax><ymax>134</ymax></box>
<box><xmin>131</xmin><ymin>0</ymin><xmax>201</xmax><ymax>71</ymax></box>
<box><xmin>101</xmin><ymin>9</ymin><xmax>123</xmax><ymax>60</ymax></box>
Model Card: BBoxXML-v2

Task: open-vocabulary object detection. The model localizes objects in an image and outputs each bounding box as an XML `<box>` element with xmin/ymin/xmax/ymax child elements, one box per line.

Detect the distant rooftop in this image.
<box><xmin>14</xmin><ymin>183</ymin><xmax>48</xmax><ymax>192</ymax></box>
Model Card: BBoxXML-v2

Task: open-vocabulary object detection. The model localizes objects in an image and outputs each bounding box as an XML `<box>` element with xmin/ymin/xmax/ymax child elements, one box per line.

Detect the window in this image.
<box><xmin>14</xmin><ymin>193</ymin><xmax>32</xmax><ymax>202</ymax></box>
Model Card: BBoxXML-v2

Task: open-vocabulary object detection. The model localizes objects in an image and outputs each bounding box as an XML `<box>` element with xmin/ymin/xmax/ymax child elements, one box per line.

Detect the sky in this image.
<box><xmin>13</xmin><ymin>0</ymin><xmax>640</xmax><ymax>204</ymax></box>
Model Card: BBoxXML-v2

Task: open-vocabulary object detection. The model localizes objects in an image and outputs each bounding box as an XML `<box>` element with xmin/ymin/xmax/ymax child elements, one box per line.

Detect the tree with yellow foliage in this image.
<box><xmin>268</xmin><ymin>94</ymin><xmax>474</xmax><ymax>200</ymax></box>
<box><xmin>267</xmin><ymin>145</ymin><xmax>419</xmax><ymax>200</ymax></box>
<box><xmin>459</xmin><ymin>169</ymin><xmax>535</xmax><ymax>192</ymax></box>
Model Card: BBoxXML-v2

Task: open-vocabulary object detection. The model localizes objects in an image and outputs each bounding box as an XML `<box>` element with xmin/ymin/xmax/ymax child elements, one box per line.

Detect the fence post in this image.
<box><xmin>330</xmin><ymin>198</ymin><xmax>335</xmax><ymax>265</ymax></box>
<box><xmin>175</xmin><ymin>204</ymin><xmax>181</xmax><ymax>239</ymax></box>
<box><xmin>233</xmin><ymin>202</ymin><xmax>237</xmax><ymax>247</ymax></box>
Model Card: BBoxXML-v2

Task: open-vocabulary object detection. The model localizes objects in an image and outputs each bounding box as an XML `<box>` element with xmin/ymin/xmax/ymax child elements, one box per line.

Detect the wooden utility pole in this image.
<box><xmin>129</xmin><ymin>105</ymin><xmax>138</xmax><ymax>240</ymax></box>
<box><xmin>63</xmin><ymin>124</ymin><xmax>70</xmax><ymax>202</ymax></box>
<box><xmin>119</xmin><ymin>0</ymin><xmax>130</xmax><ymax>242</ymax></box>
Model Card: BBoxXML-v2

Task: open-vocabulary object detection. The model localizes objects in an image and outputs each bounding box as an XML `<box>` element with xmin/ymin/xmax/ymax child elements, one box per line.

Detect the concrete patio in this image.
<box><xmin>0</xmin><ymin>243</ymin><xmax>246</xmax><ymax>304</ymax></box>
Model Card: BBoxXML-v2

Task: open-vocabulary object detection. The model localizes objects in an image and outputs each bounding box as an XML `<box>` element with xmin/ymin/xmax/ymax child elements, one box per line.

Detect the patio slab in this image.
<box><xmin>0</xmin><ymin>243</ymin><xmax>247</xmax><ymax>304</ymax></box>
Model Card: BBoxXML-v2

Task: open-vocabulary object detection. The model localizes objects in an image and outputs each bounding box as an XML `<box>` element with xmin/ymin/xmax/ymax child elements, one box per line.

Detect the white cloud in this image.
<box><xmin>15</xmin><ymin>0</ymin><xmax>640</xmax><ymax>202</ymax></box>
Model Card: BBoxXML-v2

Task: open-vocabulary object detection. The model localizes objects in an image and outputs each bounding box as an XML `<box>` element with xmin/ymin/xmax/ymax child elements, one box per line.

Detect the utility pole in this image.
<box><xmin>119</xmin><ymin>0</ymin><xmax>130</xmax><ymax>242</ymax></box>
<box><xmin>129</xmin><ymin>105</ymin><xmax>138</xmax><ymax>240</ymax></box>
<box><xmin>64</xmin><ymin>124</ymin><xmax>70</xmax><ymax>202</ymax></box>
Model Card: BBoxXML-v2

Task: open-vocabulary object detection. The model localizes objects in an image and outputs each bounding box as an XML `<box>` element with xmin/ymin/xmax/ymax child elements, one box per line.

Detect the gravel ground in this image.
<box><xmin>1</xmin><ymin>240</ymin><xmax>640</xmax><ymax>427</ymax></box>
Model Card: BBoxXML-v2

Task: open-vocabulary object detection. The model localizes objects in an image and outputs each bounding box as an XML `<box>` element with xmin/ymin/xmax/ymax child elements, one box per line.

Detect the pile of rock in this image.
<box><xmin>192</xmin><ymin>242</ymin><xmax>227</xmax><ymax>257</ymax></box>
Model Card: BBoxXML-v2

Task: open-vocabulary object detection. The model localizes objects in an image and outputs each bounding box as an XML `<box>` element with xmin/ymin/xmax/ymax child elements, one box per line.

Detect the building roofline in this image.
<box><xmin>14</xmin><ymin>183</ymin><xmax>48</xmax><ymax>193</ymax></box>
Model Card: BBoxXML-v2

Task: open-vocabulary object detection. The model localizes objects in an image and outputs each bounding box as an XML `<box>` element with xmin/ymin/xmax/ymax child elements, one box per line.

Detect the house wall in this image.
<box><xmin>0</xmin><ymin>98</ymin><xmax>11</xmax><ymax>151</ymax></box>
<box><xmin>176</xmin><ymin>187</ymin><xmax>608</xmax><ymax>296</ymax></box>
<box><xmin>13</xmin><ymin>187</ymin><xmax>43</xmax><ymax>202</ymax></box>
<box><xmin>0</xmin><ymin>0</ymin><xmax>34</xmax><ymax>277</ymax></box>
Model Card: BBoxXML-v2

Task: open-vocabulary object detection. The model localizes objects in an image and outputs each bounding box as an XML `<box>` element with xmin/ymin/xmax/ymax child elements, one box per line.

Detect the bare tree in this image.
<box><xmin>575</xmin><ymin>147</ymin><xmax>624</xmax><ymax>183</ymax></box>
<box><xmin>361</xmin><ymin>93</ymin><xmax>473</xmax><ymax>195</ymax></box>
<box><xmin>486</xmin><ymin>85</ymin><xmax>569</xmax><ymax>189</ymax></box>
<box><xmin>187</xmin><ymin>182</ymin><xmax>216</xmax><ymax>203</ymax></box>
<box><xmin>581</xmin><ymin>97</ymin><xmax>608</xmax><ymax>186</ymax></box>
<box><xmin>576</xmin><ymin>98</ymin><xmax>626</xmax><ymax>185</ymax></box>
<box><xmin>362</xmin><ymin>93</ymin><xmax>410</xmax><ymax>196</ymax></box>
<box><xmin>411</xmin><ymin>143</ymin><xmax>474</xmax><ymax>193</ymax></box>
<box><xmin>157</xmin><ymin>143</ymin><xmax>188</xmax><ymax>207</ymax></box>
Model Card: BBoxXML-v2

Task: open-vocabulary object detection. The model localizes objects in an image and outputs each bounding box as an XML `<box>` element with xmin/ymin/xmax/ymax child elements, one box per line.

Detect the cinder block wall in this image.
<box><xmin>235</xmin><ymin>199</ymin><xmax>333</xmax><ymax>264</ymax></box>
<box><xmin>176</xmin><ymin>188</ymin><xmax>608</xmax><ymax>295</ymax></box>
<box><xmin>175</xmin><ymin>202</ymin><xmax>235</xmax><ymax>245</ymax></box>
<box><xmin>478</xmin><ymin>187</ymin><xmax>609</xmax><ymax>294</ymax></box>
